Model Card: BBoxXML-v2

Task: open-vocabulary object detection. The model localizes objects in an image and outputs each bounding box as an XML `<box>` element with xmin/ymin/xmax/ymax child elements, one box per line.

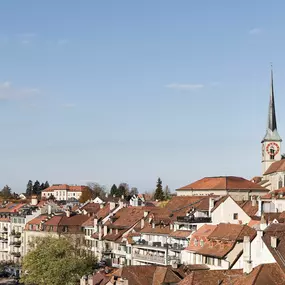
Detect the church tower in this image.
<box><xmin>262</xmin><ymin>67</ymin><xmax>282</xmax><ymax>174</ymax></box>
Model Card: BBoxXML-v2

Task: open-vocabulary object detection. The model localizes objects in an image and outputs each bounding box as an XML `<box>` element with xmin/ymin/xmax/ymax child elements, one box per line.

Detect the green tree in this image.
<box><xmin>21</xmin><ymin>236</ymin><xmax>96</xmax><ymax>285</ymax></box>
<box><xmin>110</xmin><ymin>184</ymin><xmax>118</xmax><ymax>196</ymax></box>
<box><xmin>153</xmin><ymin>178</ymin><xmax>165</xmax><ymax>201</ymax></box>
<box><xmin>44</xmin><ymin>181</ymin><xmax>50</xmax><ymax>189</ymax></box>
<box><xmin>164</xmin><ymin>185</ymin><xmax>171</xmax><ymax>200</ymax></box>
<box><xmin>32</xmin><ymin>180</ymin><xmax>41</xmax><ymax>195</ymax></box>
<box><xmin>0</xmin><ymin>185</ymin><xmax>12</xmax><ymax>199</ymax></box>
<box><xmin>26</xmin><ymin>180</ymin><xmax>33</xmax><ymax>197</ymax></box>
<box><xmin>117</xmin><ymin>183</ymin><xmax>129</xmax><ymax>197</ymax></box>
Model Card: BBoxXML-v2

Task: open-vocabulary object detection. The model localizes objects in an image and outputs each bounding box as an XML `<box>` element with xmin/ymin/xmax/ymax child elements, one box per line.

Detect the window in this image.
<box><xmin>218</xmin><ymin>259</ymin><xmax>222</xmax><ymax>266</ymax></box>
<box><xmin>194</xmin><ymin>239</ymin><xmax>198</xmax><ymax>246</ymax></box>
<box><xmin>279</xmin><ymin>177</ymin><xmax>283</xmax><ymax>189</ymax></box>
<box><xmin>270</xmin><ymin>147</ymin><xmax>275</xmax><ymax>160</ymax></box>
<box><xmin>200</xmin><ymin>240</ymin><xmax>204</xmax><ymax>247</ymax></box>
<box><xmin>233</xmin><ymin>213</ymin><xmax>238</xmax><ymax>220</ymax></box>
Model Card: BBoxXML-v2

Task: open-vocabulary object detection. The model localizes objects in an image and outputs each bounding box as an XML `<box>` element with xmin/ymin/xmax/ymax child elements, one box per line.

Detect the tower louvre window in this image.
<box><xmin>270</xmin><ymin>147</ymin><xmax>275</xmax><ymax>159</ymax></box>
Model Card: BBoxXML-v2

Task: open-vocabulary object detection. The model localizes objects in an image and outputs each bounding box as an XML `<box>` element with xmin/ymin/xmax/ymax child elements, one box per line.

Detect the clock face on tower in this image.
<box><xmin>266</xmin><ymin>142</ymin><xmax>280</xmax><ymax>157</ymax></box>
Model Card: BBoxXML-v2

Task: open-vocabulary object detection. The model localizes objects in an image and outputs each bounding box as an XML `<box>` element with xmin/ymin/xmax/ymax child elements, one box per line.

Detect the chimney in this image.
<box><xmin>251</xmin><ymin>196</ymin><xmax>256</xmax><ymax>207</ymax></box>
<box><xmin>257</xmin><ymin>199</ymin><xmax>262</xmax><ymax>217</ymax></box>
<box><xmin>260</xmin><ymin>214</ymin><xmax>267</xmax><ymax>231</ymax></box>
<box><xmin>31</xmin><ymin>195</ymin><xmax>38</xmax><ymax>206</ymax></box>
<box><xmin>243</xmin><ymin>236</ymin><xmax>252</xmax><ymax>274</ymax></box>
<box><xmin>271</xmin><ymin>236</ymin><xmax>278</xmax><ymax>248</ymax></box>
<box><xmin>110</xmin><ymin>202</ymin><xmax>116</xmax><ymax>211</ymax></box>
<box><xmin>209</xmin><ymin>197</ymin><xmax>215</xmax><ymax>213</ymax></box>
<box><xmin>66</xmin><ymin>209</ymin><xmax>71</xmax><ymax>218</ymax></box>
<box><xmin>47</xmin><ymin>205</ymin><xmax>52</xmax><ymax>215</ymax></box>
<box><xmin>141</xmin><ymin>218</ymin><xmax>145</xmax><ymax>229</ymax></box>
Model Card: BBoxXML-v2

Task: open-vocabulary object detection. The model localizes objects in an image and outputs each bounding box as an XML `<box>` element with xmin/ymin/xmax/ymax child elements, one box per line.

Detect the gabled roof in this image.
<box><xmin>187</xmin><ymin>224</ymin><xmax>256</xmax><ymax>258</ymax></box>
<box><xmin>262</xmin><ymin>223</ymin><xmax>285</xmax><ymax>272</ymax></box>
<box><xmin>233</xmin><ymin>263</ymin><xmax>285</xmax><ymax>285</ymax></box>
<box><xmin>80</xmin><ymin>202</ymin><xmax>101</xmax><ymax>214</ymax></box>
<box><xmin>178</xmin><ymin>269</ymin><xmax>243</xmax><ymax>285</ymax></box>
<box><xmin>264</xmin><ymin>160</ymin><xmax>285</xmax><ymax>175</ymax></box>
<box><xmin>112</xmin><ymin>265</ymin><xmax>184</xmax><ymax>285</ymax></box>
<box><xmin>177</xmin><ymin>176</ymin><xmax>266</xmax><ymax>191</ymax></box>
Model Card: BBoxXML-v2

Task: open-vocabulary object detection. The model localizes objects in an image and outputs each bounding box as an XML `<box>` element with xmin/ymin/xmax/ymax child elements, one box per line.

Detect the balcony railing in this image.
<box><xmin>133</xmin><ymin>241</ymin><xmax>168</xmax><ymax>248</ymax></box>
<box><xmin>176</xmin><ymin>216</ymin><xmax>211</xmax><ymax>223</ymax></box>
<box><xmin>10</xmin><ymin>241</ymin><xmax>21</xmax><ymax>247</ymax></box>
<box><xmin>11</xmin><ymin>252</ymin><xmax>21</xmax><ymax>258</ymax></box>
<box><xmin>133</xmin><ymin>253</ymin><xmax>165</xmax><ymax>264</ymax></box>
<box><xmin>0</xmin><ymin>227</ymin><xmax>8</xmax><ymax>233</ymax></box>
<box><xmin>0</xmin><ymin>237</ymin><xmax>8</xmax><ymax>242</ymax></box>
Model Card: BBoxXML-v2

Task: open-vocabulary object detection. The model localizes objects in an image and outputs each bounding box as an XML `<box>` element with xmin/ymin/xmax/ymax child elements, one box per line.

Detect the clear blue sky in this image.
<box><xmin>1</xmin><ymin>0</ymin><xmax>285</xmax><ymax>193</ymax></box>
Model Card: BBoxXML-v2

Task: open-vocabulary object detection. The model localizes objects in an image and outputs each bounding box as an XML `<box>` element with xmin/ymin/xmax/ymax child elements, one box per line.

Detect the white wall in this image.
<box><xmin>212</xmin><ymin>197</ymin><xmax>251</xmax><ymax>225</ymax></box>
<box><xmin>233</xmin><ymin>231</ymin><xmax>275</xmax><ymax>269</ymax></box>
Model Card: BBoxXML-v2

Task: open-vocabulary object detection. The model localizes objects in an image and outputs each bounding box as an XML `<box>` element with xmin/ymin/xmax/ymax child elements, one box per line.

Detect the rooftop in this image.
<box><xmin>177</xmin><ymin>176</ymin><xmax>267</xmax><ymax>191</ymax></box>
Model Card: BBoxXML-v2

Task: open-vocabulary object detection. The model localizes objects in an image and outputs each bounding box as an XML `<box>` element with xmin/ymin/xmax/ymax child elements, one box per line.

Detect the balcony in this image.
<box><xmin>10</xmin><ymin>241</ymin><xmax>21</xmax><ymax>247</ymax></box>
<box><xmin>176</xmin><ymin>216</ymin><xmax>211</xmax><ymax>223</ymax></box>
<box><xmin>168</xmin><ymin>243</ymin><xmax>186</xmax><ymax>251</ymax></box>
<box><xmin>133</xmin><ymin>241</ymin><xmax>168</xmax><ymax>249</ymax></box>
<box><xmin>0</xmin><ymin>227</ymin><xmax>8</xmax><ymax>233</ymax></box>
<box><xmin>102</xmin><ymin>248</ymin><xmax>112</xmax><ymax>255</ymax></box>
<box><xmin>10</xmin><ymin>230</ymin><xmax>21</xmax><ymax>238</ymax></box>
<box><xmin>11</xmin><ymin>252</ymin><xmax>21</xmax><ymax>258</ymax></box>
<box><xmin>133</xmin><ymin>253</ymin><xmax>166</xmax><ymax>264</ymax></box>
<box><xmin>0</xmin><ymin>237</ymin><xmax>8</xmax><ymax>243</ymax></box>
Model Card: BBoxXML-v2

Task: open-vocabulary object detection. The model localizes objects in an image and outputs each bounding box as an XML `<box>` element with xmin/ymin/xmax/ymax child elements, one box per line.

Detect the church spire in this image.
<box><xmin>262</xmin><ymin>65</ymin><xmax>282</xmax><ymax>142</ymax></box>
<box><xmin>268</xmin><ymin>66</ymin><xmax>277</xmax><ymax>132</ymax></box>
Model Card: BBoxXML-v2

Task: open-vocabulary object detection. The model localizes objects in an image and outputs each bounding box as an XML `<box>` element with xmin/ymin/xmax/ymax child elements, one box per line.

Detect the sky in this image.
<box><xmin>1</xmin><ymin>1</ymin><xmax>285</xmax><ymax>193</ymax></box>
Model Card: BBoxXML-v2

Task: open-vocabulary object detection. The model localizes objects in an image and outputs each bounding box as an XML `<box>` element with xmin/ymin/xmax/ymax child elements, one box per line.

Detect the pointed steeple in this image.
<box><xmin>268</xmin><ymin>67</ymin><xmax>277</xmax><ymax>131</ymax></box>
<box><xmin>262</xmin><ymin>65</ymin><xmax>282</xmax><ymax>142</ymax></box>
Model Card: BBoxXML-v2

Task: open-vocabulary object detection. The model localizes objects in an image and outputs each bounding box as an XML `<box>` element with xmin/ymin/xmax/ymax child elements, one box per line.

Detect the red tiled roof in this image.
<box><xmin>82</xmin><ymin>216</ymin><xmax>94</xmax><ymax>227</ymax></box>
<box><xmin>169</xmin><ymin>230</ymin><xmax>192</xmax><ymax>238</ymax></box>
<box><xmin>25</xmin><ymin>215</ymin><xmax>48</xmax><ymax>230</ymax></box>
<box><xmin>238</xmin><ymin>200</ymin><xmax>258</xmax><ymax>217</ymax></box>
<box><xmin>140</xmin><ymin>223</ymin><xmax>173</xmax><ymax>235</ymax></box>
<box><xmin>0</xmin><ymin>203</ymin><xmax>26</xmax><ymax>213</ymax></box>
<box><xmin>187</xmin><ymin>224</ymin><xmax>256</xmax><ymax>258</ymax></box>
<box><xmin>109</xmin><ymin>207</ymin><xmax>144</xmax><ymax>228</ymax></box>
<box><xmin>261</xmin><ymin>187</ymin><xmax>285</xmax><ymax>199</ymax></box>
<box><xmin>263</xmin><ymin>223</ymin><xmax>285</xmax><ymax>272</ymax></box>
<box><xmin>178</xmin><ymin>269</ymin><xmax>243</xmax><ymax>285</ymax></box>
<box><xmin>42</xmin><ymin>184</ymin><xmax>88</xmax><ymax>192</ymax></box>
<box><xmin>95</xmin><ymin>204</ymin><xmax>111</xmax><ymax>219</ymax></box>
<box><xmin>208</xmin><ymin>223</ymin><xmax>256</xmax><ymax>242</ymax></box>
<box><xmin>232</xmin><ymin>263</ymin><xmax>285</xmax><ymax>285</ymax></box>
<box><xmin>177</xmin><ymin>176</ymin><xmax>267</xmax><ymax>191</ymax></box>
<box><xmin>81</xmin><ymin>202</ymin><xmax>101</xmax><ymax>214</ymax></box>
<box><xmin>264</xmin><ymin>159</ymin><xmax>285</xmax><ymax>175</ymax></box>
